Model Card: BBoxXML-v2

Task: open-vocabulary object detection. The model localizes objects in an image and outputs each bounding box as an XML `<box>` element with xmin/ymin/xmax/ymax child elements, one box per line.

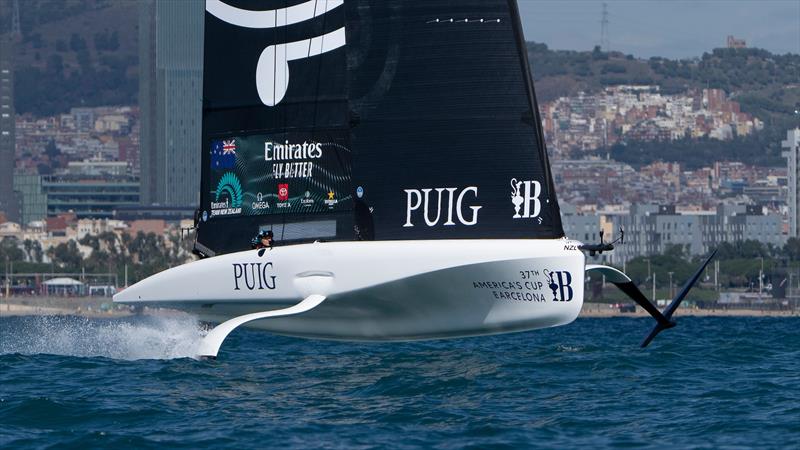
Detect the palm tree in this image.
<box><xmin>23</xmin><ymin>239</ymin><xmax>33</xmax><ymax>262</ymax></box>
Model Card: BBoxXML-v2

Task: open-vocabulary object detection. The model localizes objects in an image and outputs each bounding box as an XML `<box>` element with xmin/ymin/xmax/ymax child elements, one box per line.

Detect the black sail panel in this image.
<box><xmin>347</xmin><ymin>0</ymin><xmax>562</xmax><ymax>240</ymax></box>
<box><xmin>196</xmin><ymin>0</ymin><xmax>563</xmax><ymax>255</ymax></box>
<box><xmin>198</xmin><ymin>0</ymin><xmax>354</xmax><ymax>254</ymax></box>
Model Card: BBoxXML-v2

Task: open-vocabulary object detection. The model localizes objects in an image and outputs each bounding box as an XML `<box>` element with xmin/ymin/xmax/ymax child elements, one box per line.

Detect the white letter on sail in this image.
<box><xmin>422</xmin><ymin>188</ymin><xmax>445</xmax><ymax>227</ymax></box>
<box><xmin>404</xmin><ymin>189</ymin><xmax>422</xmax><ymax>227</ymax></box>
<box><xmin>457</xmin><ymin>187</ymin><xmax>481</xmax><ymax>226</ymax></box>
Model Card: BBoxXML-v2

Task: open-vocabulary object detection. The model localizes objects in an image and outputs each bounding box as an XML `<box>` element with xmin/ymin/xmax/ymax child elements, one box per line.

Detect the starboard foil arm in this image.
<box><xmin>197</xmin><ymin>295</ymin><xmax>326</xmax><ymax>359</ymax></box>
<box><xmin>586</xmin><ymin>250</ymin><xmax>716</xmax><ymax>348</ymax></box>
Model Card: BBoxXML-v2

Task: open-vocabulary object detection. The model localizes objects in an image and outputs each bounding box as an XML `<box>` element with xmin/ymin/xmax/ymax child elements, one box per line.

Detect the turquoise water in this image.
<box><xmin>1</xmin><ymin>315</ymin><xmax>798</xmax><ymax>449</ymax></box>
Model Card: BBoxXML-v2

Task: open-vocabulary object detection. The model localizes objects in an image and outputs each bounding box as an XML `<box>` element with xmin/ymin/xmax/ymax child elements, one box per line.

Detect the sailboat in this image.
<box><xmin>114</xmin><ymin>0</ymin><xmax>714</xmax><ymax>358</ymax></box>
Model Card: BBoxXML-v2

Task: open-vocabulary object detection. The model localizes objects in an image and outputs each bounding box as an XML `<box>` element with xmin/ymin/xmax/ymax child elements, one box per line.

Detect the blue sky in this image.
<box><xmin>518</xmin><ymin>0</ymin><xmax>800</xmax><ymax>58</ymax></box>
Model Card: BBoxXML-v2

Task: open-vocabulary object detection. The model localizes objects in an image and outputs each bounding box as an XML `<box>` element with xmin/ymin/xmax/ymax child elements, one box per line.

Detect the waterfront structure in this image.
<box><xmin>14</xmin><ymin>173</ymin><xmax>140</xmax><ymax>221</ymax></box>
<box><xmin>562</xmin><ymin>203</ymin><xmax>787</xmax><ymax>264</ymax></box>
<box><xmin>138</xmin><ymin>0</ymin><xmax>204</xmax><ymax>207</ymax></box>
<box><xmin>783</xmin><ymin>128</ymin><xmax>800</xmax><ymax>238</ymax></box>
<box><xmin>0</xmin><ymin>38</ymin><xmax>20</xmax><ymax>222</ymax></box>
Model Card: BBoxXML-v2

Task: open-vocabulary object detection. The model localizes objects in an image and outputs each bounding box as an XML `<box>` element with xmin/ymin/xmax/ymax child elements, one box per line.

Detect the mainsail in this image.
<box><xmin>197</xmin><ymin>0</ymin><xmax>563</xmax><ymax>255</ymax></box>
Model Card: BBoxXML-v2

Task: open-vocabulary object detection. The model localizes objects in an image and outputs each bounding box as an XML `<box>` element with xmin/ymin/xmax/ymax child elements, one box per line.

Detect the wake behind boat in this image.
<box><xmin>115</xmin><ymin>0</ymin><xmax>713</xmax><ymax>358</ymax></box>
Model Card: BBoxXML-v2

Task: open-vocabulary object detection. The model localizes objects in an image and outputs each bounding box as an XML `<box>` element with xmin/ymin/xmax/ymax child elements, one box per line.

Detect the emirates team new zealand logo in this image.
<box><xmin>211</xmin><ymin>172</ymin><xmax>244</xmax><ymax>217</ymax></box>
<box><xmin>205</xmin><ymin>0</ymin><xmax>347</xmax><ymax>106</ymax></box>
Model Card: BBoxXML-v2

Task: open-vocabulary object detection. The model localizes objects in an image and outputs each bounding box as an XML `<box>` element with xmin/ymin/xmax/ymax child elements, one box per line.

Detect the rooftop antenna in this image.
<box><xmin>11</xmin><ymin>0</ymin><xmax>22</xmax><ymax>41</ymax></box>
<box><xmin>600</xmin><ymin>2</ymin><xmax>610</xmax><ymax>51</ymax></box>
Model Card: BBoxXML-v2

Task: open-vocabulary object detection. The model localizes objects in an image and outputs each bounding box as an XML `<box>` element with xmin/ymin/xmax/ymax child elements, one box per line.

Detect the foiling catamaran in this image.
<box><xmin>114</xmin><ymin>0</ymin><xmax>714</xmax><ymax>358</ymax></box>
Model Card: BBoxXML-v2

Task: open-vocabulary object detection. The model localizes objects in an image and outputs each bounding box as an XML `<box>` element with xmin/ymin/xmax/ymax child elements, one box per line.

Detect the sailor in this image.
<box><xmin>251</xmin><ymin>230</ymin><xmax>274</xmax><ymax>250</ymax></box>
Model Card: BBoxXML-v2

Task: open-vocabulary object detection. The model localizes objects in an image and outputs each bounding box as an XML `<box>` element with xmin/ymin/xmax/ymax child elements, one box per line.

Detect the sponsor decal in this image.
<box><xmin>301</xmin><ymin>190</ymin><xmax>314</xmax><ymax>207</ymax></box>
<box><xmin>276</xmin><ymin>183</ymin><xmax>291</xmax><ymax>208</ymax></box>
<box><xmin>471</xmin><ymin>269</ymin><xmax>548</xmax><ymax>302</ymax></box>
<box><xmin>511</xmin><ymin>178</ymin><xmax>542</xmax><ymax>220</ymax></box>
<box><xmin>278</xmin><ymin>184</ymin><xmax>289</xmax><ymax>201</ymax></box>
<box><xmin>324</xmin><ymin>190</ymin><xmax>338</xmax><ymax>208</ymax></box>
<box><xmin>207</xmin><ymin>132</ymin><xmax>351</xmax><ymax>217</ymax></box>
<box><xmin>201</xmin><ymin>210</ymin><xmax>208</xmax><ymax>222</ymax></box>
<box><xmin>205</xmin><ymin>0</ymin><xmax>346</xmax><ymax>107</ymax></box>
<box><xmin>403</xmin><ymin>187</ymin><xmax>481</xmax><ymax>227</ymax></box>
<box><xmin>210</xmin><ymin>139</ymin><xmax>236</xmax><ymax>170</ymax></box>
<box><xmin>232</xmin><ymin>262</ymin><xmax>276</xmax><ymax>291</ymax></box>
<box><xmin>251</xmin><ymin>192</ymin><xmax>270</xmax><ymax>210</ymax></box>
<box><xmin>211</xmin><ymin>172</ymin><xmax>243</xmax><ymax>217</ymax></box>
<box><xmin>472</xmin><ymin>280</ymin><xmax>547</xmax><ymax>302</ymax></box>
<box><xmin>267</xmin><ymin>140</ymin><xmax>323</xmax><ymax>179</ymax></box>
<box><xmin>356</xmin><ymin>186</ymin><xmax>364</xmax><ymax>198</ymax></box>
<box><xmin>545</xmin><ymin>269</ymin><xmax>574</xmax><ymax>302</ymax></box>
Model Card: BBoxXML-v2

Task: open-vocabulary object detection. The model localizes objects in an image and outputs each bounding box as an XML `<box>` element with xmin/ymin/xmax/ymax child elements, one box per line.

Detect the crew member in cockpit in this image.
<box><xmin>251</xmin><ymin>230</ymin><xmax>274</xmax><ymax>250</ymax></box>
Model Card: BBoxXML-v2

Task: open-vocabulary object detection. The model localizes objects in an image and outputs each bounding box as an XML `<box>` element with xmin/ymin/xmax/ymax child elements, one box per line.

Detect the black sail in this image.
<box><xmin>197</xmin><ymin>0</ymin><xmax>563</xmax><ymax>255</ymax></box>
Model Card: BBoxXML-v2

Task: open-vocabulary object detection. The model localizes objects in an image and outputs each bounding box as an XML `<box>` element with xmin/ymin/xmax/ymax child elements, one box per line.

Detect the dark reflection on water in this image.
<box><xmin>1</xmin><ymin>316</ymin><xmax>798</xmax><ymax>449</ymax></box>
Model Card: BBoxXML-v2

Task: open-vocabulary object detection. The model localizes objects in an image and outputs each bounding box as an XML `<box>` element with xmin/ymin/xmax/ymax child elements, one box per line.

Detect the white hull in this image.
<box><xmin>114</xmin><ymin>239</ymin><xmax>585</xmax><ymax>341</ymax></box>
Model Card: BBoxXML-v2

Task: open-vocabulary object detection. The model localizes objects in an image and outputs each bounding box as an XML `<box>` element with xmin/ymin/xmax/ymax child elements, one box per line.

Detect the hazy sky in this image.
<box><xmin>518</xmin><ymin>0</ymin><xmax>800</xmax><ymax>58</ymax></box>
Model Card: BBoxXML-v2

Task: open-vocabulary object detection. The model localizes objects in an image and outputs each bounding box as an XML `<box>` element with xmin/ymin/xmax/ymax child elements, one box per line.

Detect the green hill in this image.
<box><xmin>1</xmin><ymin>0</ymin><xmax>138</xmax><ymax>116</ymax></box>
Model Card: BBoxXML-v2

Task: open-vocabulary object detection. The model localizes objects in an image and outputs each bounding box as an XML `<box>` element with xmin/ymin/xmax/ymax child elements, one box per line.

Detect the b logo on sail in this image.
<box><xmin>511</xmin><ymin>178</ymin><xmax>542</xmax><ymax>219</ymax></box>
<box><xmin>206</xmin><ymin>0</ymin><xmax>346</xmax><ymax>107</ymax></box>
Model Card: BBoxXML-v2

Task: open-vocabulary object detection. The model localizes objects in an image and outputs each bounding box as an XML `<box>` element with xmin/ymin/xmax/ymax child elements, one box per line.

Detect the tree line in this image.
<box><xmin>616</xmin><ymin>239</ymin><xmax>800</xmax><ymax>297</ymax></box>
<box><xmin>0</xmin><ymin>232</ymin><xmax>195</xmax><ymax>286</ymax></box>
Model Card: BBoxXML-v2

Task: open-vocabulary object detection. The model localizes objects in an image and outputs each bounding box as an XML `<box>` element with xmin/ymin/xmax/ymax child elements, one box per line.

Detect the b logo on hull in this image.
<box><xmin>545</xmin><ymin>270</ymin><xmax>573</xmax><ymax>302</ymax></box>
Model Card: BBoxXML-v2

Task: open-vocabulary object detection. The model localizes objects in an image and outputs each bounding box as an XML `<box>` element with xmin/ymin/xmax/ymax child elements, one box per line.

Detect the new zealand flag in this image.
<box><xmin>211</xmin><ymin>139</ymin><xmax>237</xmax><ymax>170</ymax></box>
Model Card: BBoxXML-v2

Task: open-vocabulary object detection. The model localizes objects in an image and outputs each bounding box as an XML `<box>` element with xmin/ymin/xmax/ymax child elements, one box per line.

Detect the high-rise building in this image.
<box><xmin>139</xmin><ymin>0</ymin><xmax>204</xmax><ymax>207</ymax></box>
<box><xmin>783</xmin><ymin>128</ymin><xmax>800</xmax><ymax>238</ymax></box>
<box><xmin>0</xmin><ymin>38</ymin><xmax>20</xmax><ymax>223</ymax></box>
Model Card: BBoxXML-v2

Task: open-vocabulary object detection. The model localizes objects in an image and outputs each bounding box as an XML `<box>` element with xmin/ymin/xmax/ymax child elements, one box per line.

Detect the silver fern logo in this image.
<box><xmin>206</xmin><ymin>0</ymin><xmax>346</xmax><ymax>107</ymax></box>
<box><xmin>211</xmin><ymin>172</ymin><xmax>243</xmax><ymax>217</ymax></box>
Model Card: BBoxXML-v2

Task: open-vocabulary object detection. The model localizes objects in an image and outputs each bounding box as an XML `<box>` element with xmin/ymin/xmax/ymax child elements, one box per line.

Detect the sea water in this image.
<box><xmin>1</xmin><ymin>314</ymin><xmax>798</xmax><ymax>449</ymax></box>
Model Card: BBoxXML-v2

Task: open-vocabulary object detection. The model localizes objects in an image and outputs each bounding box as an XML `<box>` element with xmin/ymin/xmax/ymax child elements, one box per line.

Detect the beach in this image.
<box><xmin>0</xmin><ymin>296</ymin><xmax>796</xmax><ymax>319</ymax></box>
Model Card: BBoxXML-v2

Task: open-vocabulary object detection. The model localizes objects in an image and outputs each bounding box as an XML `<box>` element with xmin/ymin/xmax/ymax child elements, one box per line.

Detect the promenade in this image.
<box><xmin>1</xmin><ymin>296</ymin><xmax>797</xmax><ymax>319</ymax></box>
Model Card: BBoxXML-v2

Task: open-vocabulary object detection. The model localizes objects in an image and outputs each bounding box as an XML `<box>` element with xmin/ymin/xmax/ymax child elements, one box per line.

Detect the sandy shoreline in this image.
<box><xmin>0</xmin><ymin>298</ymin><xmax>797</xmax><ymax>319</ymax></box>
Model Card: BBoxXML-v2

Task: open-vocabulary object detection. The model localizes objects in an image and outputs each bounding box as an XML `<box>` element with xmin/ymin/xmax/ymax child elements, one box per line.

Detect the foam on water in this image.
<box><xmin>0</xmin><ymin>314</ymin><xmax>205</xmax><ymax>360</ymax></box>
